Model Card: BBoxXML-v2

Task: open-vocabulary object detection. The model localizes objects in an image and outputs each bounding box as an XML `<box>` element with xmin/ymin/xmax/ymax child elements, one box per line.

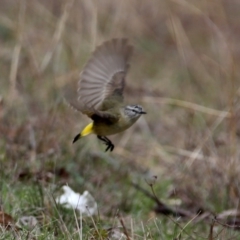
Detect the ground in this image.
<box><xmin>1</xmin><ymin>0</ymin><xmax>240</xmax><ymax>239</ymax></box>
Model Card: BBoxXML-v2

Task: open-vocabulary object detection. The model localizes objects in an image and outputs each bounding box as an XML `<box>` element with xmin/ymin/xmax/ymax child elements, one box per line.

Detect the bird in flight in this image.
<box><xmin>66</xmin><ymin>38</ymin><xmax>146</xmax><ymax>152</ymax></box>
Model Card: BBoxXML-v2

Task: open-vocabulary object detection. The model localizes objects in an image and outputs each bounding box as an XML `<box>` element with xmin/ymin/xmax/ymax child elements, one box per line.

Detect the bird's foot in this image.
<box><xmin>97</xmin><ymin>136</ymin><xmax>114</xmax><ymax>152</ymax></box>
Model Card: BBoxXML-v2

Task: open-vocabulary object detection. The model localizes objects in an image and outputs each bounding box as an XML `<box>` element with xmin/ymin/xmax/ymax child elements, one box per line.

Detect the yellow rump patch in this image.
<box><xmin>81</xmin><ymin>122</ymin><xmax>94</xmax><ymax>137</ymax></box>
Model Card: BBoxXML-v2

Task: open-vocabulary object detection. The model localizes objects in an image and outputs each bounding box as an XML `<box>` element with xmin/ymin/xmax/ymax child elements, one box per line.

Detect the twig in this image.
<box><xmin>40</xmin><ymin>0</ymin><xmax>74</xmax><ymax>72</ymax></box>
<box><xmin>132</xmin><ymin>182</ymin><xmax>193</xmax><ymax>217</ymax></box>
<box><xmin>9</xmin><ymin>0</ymin><xmax>26</xmax><ymax>100</ymax></box>
<box><xmin>143</xmin><ymin>96</ymin><xmax>231</xmax><ymax>118</ymax></box>
<box><xmin>117</xmin><ymin>213</ymin><xmax>131</xmax><ymax>240</ymax></box>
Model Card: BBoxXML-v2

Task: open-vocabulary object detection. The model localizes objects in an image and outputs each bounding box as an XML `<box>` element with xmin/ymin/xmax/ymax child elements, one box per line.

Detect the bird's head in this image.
<box><xmin>124</xmin><ymin>105</ymin><xmax>146</xmax><ymax>119</ymax></box>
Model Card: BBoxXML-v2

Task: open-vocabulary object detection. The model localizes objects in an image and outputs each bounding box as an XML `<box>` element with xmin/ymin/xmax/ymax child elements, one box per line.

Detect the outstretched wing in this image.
<box><xmin>78</xmin><ymin>38</ymin><xmax>133</xmax><ymax>111</ymax></box>
<box><xmin>63</xmin><ymin>81</ymin><xmax>119</xmax><ymax>122</ymax></box>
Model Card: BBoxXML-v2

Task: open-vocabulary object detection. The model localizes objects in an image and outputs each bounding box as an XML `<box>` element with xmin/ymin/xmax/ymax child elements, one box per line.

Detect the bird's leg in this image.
<box><xmin>97</xmin><ymin>136</ymin><xmax>114</xmax><ymax>152</ymax></box>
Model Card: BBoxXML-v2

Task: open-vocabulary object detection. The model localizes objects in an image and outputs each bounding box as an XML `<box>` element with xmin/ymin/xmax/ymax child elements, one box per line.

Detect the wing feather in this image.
<box><xmin>63</xmin><ymin>80</ymin><xmax>118</xmax><ymax>121</ymax></box>
<box><xmin>78</xmin><ymin>38</ymin><xmax>133</xmax><ymax>111</ymax></box>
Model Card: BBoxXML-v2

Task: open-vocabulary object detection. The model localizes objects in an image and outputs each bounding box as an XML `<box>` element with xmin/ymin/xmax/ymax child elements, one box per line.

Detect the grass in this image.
<box><xmin>1</xmin><ymin>0</ymin><xmax>240</xmax><ymax>239</ymax></box>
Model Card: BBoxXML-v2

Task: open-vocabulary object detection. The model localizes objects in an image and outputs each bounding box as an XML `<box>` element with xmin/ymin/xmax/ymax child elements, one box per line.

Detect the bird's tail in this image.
<box><xmin>73</xmin><ymin>122</ymin><xmax>94</xmax><ymax>143</ymax></box>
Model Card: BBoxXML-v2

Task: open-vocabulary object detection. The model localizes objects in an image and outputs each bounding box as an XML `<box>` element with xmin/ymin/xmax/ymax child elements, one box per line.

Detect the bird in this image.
<box><xmin>66</xmin><ymin>38</ymin><xmax>146</xmax><ymax>152</ymax></box>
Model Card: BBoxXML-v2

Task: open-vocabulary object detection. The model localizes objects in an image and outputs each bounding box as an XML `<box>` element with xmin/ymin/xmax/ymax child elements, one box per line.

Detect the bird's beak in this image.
<box><xmin>141</xmin><ymin>111</ymin><xmax>147</xmax><ymax>114</ymax></box>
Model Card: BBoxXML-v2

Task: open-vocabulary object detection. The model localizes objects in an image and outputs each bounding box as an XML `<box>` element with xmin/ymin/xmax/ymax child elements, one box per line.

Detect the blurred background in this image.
<box><xmin>1</xmin><ymin>0</ymin><xmax>240</xmax><ymax>238</ymax></box>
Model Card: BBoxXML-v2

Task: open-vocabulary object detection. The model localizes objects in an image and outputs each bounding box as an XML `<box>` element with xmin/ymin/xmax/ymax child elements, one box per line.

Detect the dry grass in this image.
<box><xmin>1</xmin><ymin>0</ymin><xmax>240</xmax><ymax>238</ymax></box>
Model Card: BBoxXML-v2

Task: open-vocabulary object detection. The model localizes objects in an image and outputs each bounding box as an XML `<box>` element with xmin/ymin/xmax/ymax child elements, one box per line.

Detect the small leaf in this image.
<box><xmin>0</xmin><ymin>211</ymin><xmax>15</xmax><ymax>229</ymax></box>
